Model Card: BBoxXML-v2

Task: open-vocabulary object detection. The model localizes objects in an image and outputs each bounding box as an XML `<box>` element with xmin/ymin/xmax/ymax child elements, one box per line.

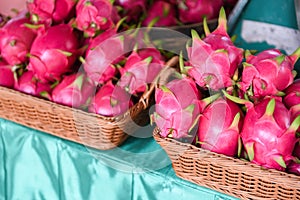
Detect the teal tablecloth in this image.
<box><xmin>0</xmin><ymin>118</ymin><xmax>237</xmax><ymax>200</ymax></box>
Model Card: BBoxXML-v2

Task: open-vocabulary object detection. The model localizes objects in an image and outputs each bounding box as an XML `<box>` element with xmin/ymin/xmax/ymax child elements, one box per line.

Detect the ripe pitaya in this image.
<box><xmin>224</xmin><ymin>93</ymin><xmax>300</xmax><ymax>171</ymax></box>
<box><xmin>287</xmin><ymin>161</ymin><xmax>300</xmax><ymax>175</ymax></box>
<box><xmin>114</xmin><ymin>0</ymin><xmax>146</xmax><ymax>22</ymax></box>
<box><xmin>198</xmin><ymin>97</ymin><xmax>243</xmax><ymax>157</ymax></box>
<box><xmin>52</xmin><ymin>73</ymin><xmax>95</xmax><ymax>108</ymax></box>
<box><xmin>178</xmin><ymin>0</ymin><xmax>223</xmax><ymax>24</ymax></box>
<box><xmin>117</xmin><ymin>48</ymin><xmax>165</xmax><ymax>94</ymax></box>
<box><xmin>239</xmin><ymin>48</ymin><xmax>300</xmax><ymax>100</ymax></box>
<box><xmin>283</xmin><ymin>79</ymin><xmax>300</xmax><ymax>108</ymax></box>
<box><xmin>75</xmin><ymin>0</ymin><xmax>120</xmax><ymax>37</ymax></box>
<box><xmin>14</xmin><ymin>71</ymin><xmax>52</xmax><ymax>98</ymax></box>
<box><xmin>27</xmin><ymin>24</ymin><xmax>79</xmax><ymax>82</ymax></box>
<box><xmin>83</xmin><ymin>28</ymin><xmax>124</xmax><ymax>84</ymax></box>
<box><xmin>152</xmin><ymin>77</ymin><xmax>201</xmax><ymax>139</ymax></box>
<box><xmin>0</xmin><ymin>60</ymin><xmax>15</xmax><ymax>88</ymax></box>
<box><xmin>88</xmin><ymin>80</ymin><xmax>133</xmax><ymax>117</ymax></box>
<box><xmin>142</xmin><ymin>0</ymin><xmax>177</xmax><ymax>27</ymax></box>
<box><xmin>26</xmin><ymin>0</ymin><xmax>76</xmax><ymax>25</ymax></box>
<box><xmin>186</xmin><ymin>8</ymin><xmax>243</xmax><ymax>91</ymax></box>
<box><xmin>0</xmin><ymin>12</ymin><xmax>37</xmax><ymax>65</ymax></box>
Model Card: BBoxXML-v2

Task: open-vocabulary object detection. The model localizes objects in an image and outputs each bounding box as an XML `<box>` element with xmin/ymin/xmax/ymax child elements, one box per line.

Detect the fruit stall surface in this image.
<box><xmin>0</xmin><ymin>0</ymin><xmax>299</xmax><ymax>200</ymax></box>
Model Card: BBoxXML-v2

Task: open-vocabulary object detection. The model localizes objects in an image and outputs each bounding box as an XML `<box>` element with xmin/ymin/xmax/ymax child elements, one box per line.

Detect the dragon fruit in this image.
<box><xmin>239</xmin><ymin>48</ymin><xmax>300</xmax><ymax>100</ymax></box>
<box><xmin>283</xmin><ymin>79</ymin><xmax>300</xmax><ymax>108</ymax></box>
<box><xmin>178</xmin><ymin>0</ymin><xmax>223</xmax><ymax>24</ymax></box>
<box><xmin>27</xmin><ymin>24</ymin><xmax>79</xmax><ymax>82</ymax></box>
<box><xmin>152</xmin><ymin>77</ymin><xmax>201</xmax><ymax>139</ymax></box>
<box><xmin>224</xmin><ymin>92</ymin><xmax>300</xmax><ymax>171</ymax></box>
<box><xmin>0</xmin><ymin>12</ymin><xmax>37</xmax><ymax>65</ymax></box>
<box><xmin>26</xmin><ymin>0</ymin><xmax>76</xmax><ymax>25</ymax></box>
<box><xmin>75</xmin><ymin>0</ymin><xmax>120</xmax><ymax>37</ymax></box>
<box><xmin>88</xmin><ymin>80</ymin><xmax>133</xmax><ymax>117</ymax></box>
<box><xmin>186</xmin><ymin>8</ymin><xmax>243</xmax><ymax>91</ymax></box>
<box><xmin>0</xmin><ymin>60</ymin><xmax>15</xmax><ymax>88</ymax></box>
<box><xmin>14</xmin><ymin>71</ymin><xmax>52</xmax><ymax>98</ymax></box>
<box><xmin>287</xmin><ymin>140</ymin><xmax>300</xmax><ymax>175</ymax></box>
<box><xmin>118</xmin><ymin>48</ymin><xmax>165</xmax><ymax>94</ymax></box>
<box><xmin>198</xmin><ymin>97</ymin><xmax>243</xmax><ymax>157</ymax></box>
<box><xmin>287</xmin><ymin>161</ymin><xmax>300</xmax><ymax>175</ymax></box>
<box><xmin>52</xmin><ymin>73</ymin><xmax>95</xmax><ymax>108</ymax></box>
<box><xmin>114</xmin><ymin>0</ymin><xmax>146</xmax><ymax>22</ymax></box>
<box><xmin>83</xmin><ymin>28</ymin><xmax>124</xmax><ymax>84</ymax></box>
<box><xmin>142</xmin><ymin>0</ymin><xmax>177</xmax><ymax>27</ymax></box>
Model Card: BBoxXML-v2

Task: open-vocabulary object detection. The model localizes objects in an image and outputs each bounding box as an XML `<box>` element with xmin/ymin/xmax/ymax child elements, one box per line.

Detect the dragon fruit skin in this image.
<box><xmin>114</xmin><ymin>0</ymin><xmax>146</xmax><ymax>22</ymax></box>
<box><xmin>142</xmin><ymin>1</ymin><xmax>177</xmax><ymax>27</ymax></box>
<box><xmin>75</xmin><ymin>0</ymin><xmax>120</xmax><ymax>37</ymax></box>
<box><xmin>14</xmin><ymin>71</ymin><xmax>52</xmax><ymax>98</ymax></box>
<box><xmin>198</xmin><ymin>98</ymin><xmax>243</xmax><ymax>157</ymax></box>
<box><xmin>0</xmin><ymin>13</ymin><xmax>37</xmax><ymax>65</ymax></box>
<box><xmin>118</xmin><ymin>48</ymin><xmax>165</xmax><ymax>94</ymax></box>
<box><xmin>283</xmin><ymin>79</ymin><xmax>300</xmax><ymax>108</ymax></box>
<box><xmin>187</xmin><ymin>8</ymin><xmax>243</xmax><ymax>91</ymax></box>
<box><xmin>0</xmin><ymin>61</ymin><xmax>15</xmax><ymax>88</ymax></box>
<box><xmin>287</xmin><ymin>162</ymin><xmax>300</xmax><ymax>175</ymax></box>
<box><xmin>26</xmin><ymin>0</ymin><xmax>76</xmax><ymax>25</ymax></box>
<box><xmin>178</xmin><ymin>0</ymin><xmax>223</xmax><ymax>24</ymax></box>
<box><xmin>240</xmin><ymin>97</ymin><xmax>300</xmax><ymax>171</ymax></box>
<box><xmin>52</xmin><ymin>73</ymin><xmax>95</xmax><ymax>108</ymax></box>
<box><xmin>83</xmin><ymin>29</ymin><xmax>124</xmax><ymax>84</ymax></box>
<box><xmin>240</xmin><ymin>48</ymin><xmax>300</xmax><ymax>99</ymax></box>
<box><xmin>153</xmin><ymin>77</ymin><xmax>201</xmax><ymax>139</ymax></box>
<box><xmin>27</xmin><ymin>24</ymin><xmax>79</xmax><ymax>82</ymax></box>
<box><xmin>88</xmin><ymin>80</ymin><xmax>133</xmax><ymax>117</ymax></box>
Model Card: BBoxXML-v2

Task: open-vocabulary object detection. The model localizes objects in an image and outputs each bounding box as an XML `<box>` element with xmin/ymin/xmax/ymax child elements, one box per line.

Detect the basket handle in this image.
<box><xmin>139</xmin><ymin>56</ymin><xmax>179</xmax><ymax>108</ymax></box>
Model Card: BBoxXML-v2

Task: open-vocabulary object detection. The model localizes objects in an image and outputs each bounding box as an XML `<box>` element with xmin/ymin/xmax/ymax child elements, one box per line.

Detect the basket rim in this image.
<box><xmin>153</xmin><ymin>126</ymin><xmax>300</xmax><ymax>183</ymax></box>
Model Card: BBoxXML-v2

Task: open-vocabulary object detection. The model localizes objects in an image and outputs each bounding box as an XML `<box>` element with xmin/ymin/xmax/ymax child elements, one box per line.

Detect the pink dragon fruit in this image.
<box><xmin>88</xmin><ymin>80</ymin><xmax>133</xmax><ymax>117</ymax></box>
<box><xmin>75</xmin><ymin>0</ymin><xmax>120</xmax><ymax>37</ymax></box>
<box><xmin>0</xmin><ymin>12</ymin><xmax>37</xmax><ymax>65</ymax></box>
<box><xmin>142</xmin><ymin>0</ymin><xmax>177</xmax><ymax>27</ymax></box>
<box><xmin>27</xmin><ymin>24</ymin><xmax>79</xmax><ymax>82</ymax></box>
<box><xmin>152</xmin><ymin>77</ymin><xmax>201</xmax><ymax>139</ymax></box>
<box><xmin>83</xmin><ymin>28</ymin><xmax>124</xmax><ymax>84</ymax></box>
<box><xmin>114</xmin><ymin>0</ymin><xmax>146</xmax><ymax>22</ymax></box>
<box><xmin>52</xmin><ymin>73</ymin><xmax>95</xmax><ymax>108</ymax></box>
<box><xmin>14</xmin><ymin>71</ymin><xmax>52</xmax><ymax>98</ymax></box>
<box><xmin>284</xmin><ymin>79</ymin><xmax>300</xmax><ymax>108</ymax></box>
<box><xmin>198</xmin><ymin>97</ymin><xmax>243</xmax><ymax>157</ymax></box>
<box><xmin>287</xmin><ymin>161</ymin><xmax>300</xmax><ymax>175</ymax></box>
<box><xmin>118</xmin><ymin>48</ymin><xmax>165</xmax><ymax>94</ymax></box>
<box><xmin>287</xmin><ymin>140</ymin><xmax>300</xmax><ymax>175</ymax></box>
<box><xmin>289</xmin><ymin>104</ymin><xmax>300</xmax><ymax>133</ymax></box>
<box><xmin>26</xmin><ymin>0</ymin><xmax>76</xmax><ymax>25</ymax></box>
<box><xmin>178</xmin><ymin>0</ymin><xmax>223</xmax><ymax>24</ymax></box>
<box><xmin>224</xmin><ymin>92</ymin><xmax>300</xmax><ymax>171</ymax></box>
<box><xmin>186</xmin><ymin>8</ymin><xmax>243</xmax><ymax>91</ymax></box>
<box><xmin>0</xmin><ymin>60</ymin><xmax>15</xmax><ymax>88</ymax></box>
<box><xmin>239</xmin><ymin>48</ymin><xmax>300</xmax><ymax>100</ymax></box>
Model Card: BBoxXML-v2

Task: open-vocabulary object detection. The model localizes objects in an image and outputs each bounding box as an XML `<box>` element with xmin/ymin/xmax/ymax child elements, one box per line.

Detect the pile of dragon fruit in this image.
<box><xmin>0</xmin><ymin>0</ymin><xmax>175</xmax><ymax>117</ymax></box>
<box><xmin>151</xmin><ymin>8</ymin><xmax>300</xmax><ymax>175</ymax></box>
<box><xmin>115</xmin><ymin>0</ymin><xmax>237</xmax><ymax>27</ymax></box>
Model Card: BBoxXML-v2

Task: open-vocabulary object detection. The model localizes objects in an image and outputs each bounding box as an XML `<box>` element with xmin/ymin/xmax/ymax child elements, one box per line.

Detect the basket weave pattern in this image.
<box><xmin>153</xmin><ymin>127</ymin><xmax>300</xmax><ymax>200</ymax></box>
<box><xmin>0</xmin><ymin>85</ymin><xmax>153</xmax><ymax>150</ymax></box>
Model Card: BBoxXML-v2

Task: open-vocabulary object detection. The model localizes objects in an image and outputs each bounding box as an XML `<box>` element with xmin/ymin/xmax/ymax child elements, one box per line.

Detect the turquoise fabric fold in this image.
<box><xmin>0</xmin><ymin>118</ymin><xmax>237</xmax><ymax>200</ymax></box>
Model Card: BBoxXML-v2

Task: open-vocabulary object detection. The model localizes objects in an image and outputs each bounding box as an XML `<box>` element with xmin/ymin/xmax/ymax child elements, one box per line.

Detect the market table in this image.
<box><xmin>0</xmin><ymin>0</ymin><xmax>299</xmax><ymax>199</ymax></box>
<box><xmin>0</xmin><ymin>118</ymin><xmax>237</xmax><ymax>200</ymax></box>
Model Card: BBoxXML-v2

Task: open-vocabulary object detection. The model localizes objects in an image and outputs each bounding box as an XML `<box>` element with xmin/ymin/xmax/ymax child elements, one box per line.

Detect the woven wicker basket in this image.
<box><xmin>153</xmin><ymin>127</ymin><xmax>300</xmax><ymax>200</ymax></box>
<box><xmin>0</xmin><ymin>57</ymin><xmax>178</xmax><ymax>150</ymax></box>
